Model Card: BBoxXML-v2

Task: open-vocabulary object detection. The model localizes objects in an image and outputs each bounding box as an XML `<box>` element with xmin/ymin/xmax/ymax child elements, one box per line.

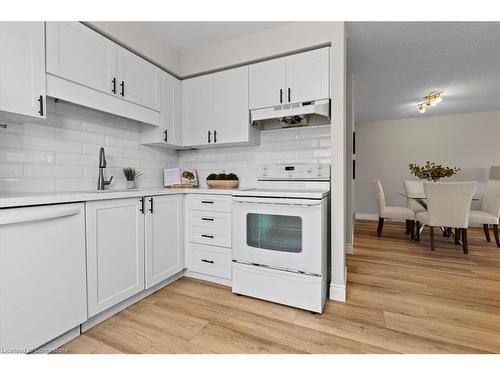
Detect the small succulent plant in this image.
<box><xmin>122</xmin><ymin>167</ymin><xmax>142</xmax><ymax>181</ymax></box>
<box><xmin>409</xmin><ymin>161</ymin><xmax>461</xmax><ymax>182</ymax></box>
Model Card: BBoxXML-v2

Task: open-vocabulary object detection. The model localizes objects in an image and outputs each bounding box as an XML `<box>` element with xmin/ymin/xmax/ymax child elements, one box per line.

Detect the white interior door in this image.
<box><xmin>181</xmin><ymin>74</ymin><xmax>213</xmax><ymax>147</ymax></box>
<box><xmin>116</xmin><ymin>46</ymin><xmax>160</xmax><ymax>110</ymax></box>
<box><xmin>0</xmin><ymin>22</ymin><xmax>46</xmax><ymax>118</ymax></box>
<box><xmin>213</xmin><ymin>66</ymin><xmax>249</xmax><ymax>144</ymax></box>
<box><xmin>249</xmin><ymin>57</ymin><xmax>286</xmax><ymax>109</ymax></box>
<box><xmin>145</xmin><ymin>195</ymin><xmax>184</xmax><ymax>288</ymax></box>
<box><xmin>86</xmin><ymin>198</ymin><xmax>145</xmax><ymax>317</ymax></box>
<box><xmin>285</xmin><ymin>47</ymin><xmax>330</xmax><ymax>103</ymax></box>
<box><xmin>46</xmin><ymin>21</ymin><xmax>117</xmax><ymax>96</ymax></box>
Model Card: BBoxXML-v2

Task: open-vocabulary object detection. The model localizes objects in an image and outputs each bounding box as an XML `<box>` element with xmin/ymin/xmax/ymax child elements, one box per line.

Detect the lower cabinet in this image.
<box><xmin>86</xmin><ymin>198</ymin><xmax>146</xmax><ymax>318</ymax></box>
<box><xmin>145</xmin><ymin>195</ymin><xmax>184</xmax><ymax>288</ymax></box>
<box><xmin>86</xmin><ymin>195</ymin><xmax>184</xmax><ymax>318</ymax></box>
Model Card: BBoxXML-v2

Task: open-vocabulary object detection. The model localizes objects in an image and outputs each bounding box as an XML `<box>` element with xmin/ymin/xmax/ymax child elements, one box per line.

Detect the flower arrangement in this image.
<box><xmin>409</xmin><ymin>161</ymin><xmax>461</xmax><ymax>182</ymax></box>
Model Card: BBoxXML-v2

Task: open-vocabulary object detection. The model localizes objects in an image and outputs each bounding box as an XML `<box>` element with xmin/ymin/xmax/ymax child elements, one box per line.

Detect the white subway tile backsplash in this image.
<box><xmin>0</xmin><ymin>133</ymin><xmax>23</xmax><ymax>149</ymax></box>
<box><xmin>0</xmin><ymin>164</ymin><xmax>24</xmax><ymax>178</ymax></box>
<box><xmin>56</xmin><ymin>128</ymin><xmax>105</xmax><ymax>145</ymax></box>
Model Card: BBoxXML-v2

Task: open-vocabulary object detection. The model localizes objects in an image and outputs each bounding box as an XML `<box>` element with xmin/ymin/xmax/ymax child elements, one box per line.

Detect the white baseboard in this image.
<box><xmin>329</xmin><ymin>266</ymin><xmax>347</xmax><ymax>302</ymax></box>
<box><xmin>183</xmin><ymin>270</ymin><xmax>232</xmax><ymax>287</ymax></box>
<box><xmin>345</xmin><ymin>243</ymin><xmax>353</xmax><ymax>255</ymax></box>
<box><xmin>34</xmin><ymin>326</ymin><xmax>80</xmax><ymax>354</ymax></box>
<box><xmin>355</xmin><ymin>213</ymin><xmax>379</xmax><ymax>220</ymax></box>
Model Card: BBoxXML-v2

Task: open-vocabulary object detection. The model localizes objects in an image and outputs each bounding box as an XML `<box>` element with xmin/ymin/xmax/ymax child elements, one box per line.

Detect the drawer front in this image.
<box><xmin>188</xmin><ymin>226</ymin><xmax>231</xmax><ymax>248</ymax></box>
<box><xmin>186</xmin><ymin>194</ymin><xmax>232</xmax><ymax>213</ymax></box>
<box><xmin>187</xmin><ymin>211</ymin><xmax>231</xmax><ymax>230</ymax></box>
<box><xmin>187</xmin><ymin>243</ymin><xmax>231</xmax><ymax>279</ymax></box>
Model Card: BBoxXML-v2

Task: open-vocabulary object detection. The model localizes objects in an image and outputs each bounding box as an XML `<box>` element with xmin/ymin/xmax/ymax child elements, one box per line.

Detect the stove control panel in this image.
<box><xmin>258</xmin><ymin>163</ymin><xmax>330</xmax><ymax>180</ymax></box>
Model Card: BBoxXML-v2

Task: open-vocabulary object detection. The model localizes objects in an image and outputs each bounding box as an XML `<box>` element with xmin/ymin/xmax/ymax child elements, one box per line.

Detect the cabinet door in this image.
<box><xmin>86</xmin><ymin>198</ymin><xmax>145</xmax><ymax>318</ymax></box>
<box><xmin>46</xmin><ymin>22</ymin><xmax>117</xmax><ymax>96</ymax></box>
<box><xmin>285</xmin><ymin>47</ymin><xmax>329</xmax><ymax>103</ymax></box>
<box><xmin>145</xmin><ymin>195</ymin><xmax>184</xmax><ymax>288</ymax></box>
<box><xmin>116</xmin><ymin>46</ymin><xmax>160</xmax><ymax>110</ymax></box>
<box><xmin>249</xmin><ymin>57</ymin><xmax>286</xmax><ymax>109</ymax></box>
<box><xmin>213</xmin><ymin>66</ymin><xmax>250</xmax><ymax>144</ymax></box>
<box><xmin>181</xmin><ymin>74</ymin><xmax>213</xmax><ymax>147</ymax></box>
<box><xmin>0</xmin><ymin>22</ymin><xmax>46</xmax><ymax>118</ymax></box>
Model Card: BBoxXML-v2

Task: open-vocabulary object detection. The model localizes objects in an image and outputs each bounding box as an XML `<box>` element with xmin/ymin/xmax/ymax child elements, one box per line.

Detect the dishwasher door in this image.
<box><xmin>0</xmin><ymin>203</ymin><xmax>87</xmax><ymax>353</ymax></box>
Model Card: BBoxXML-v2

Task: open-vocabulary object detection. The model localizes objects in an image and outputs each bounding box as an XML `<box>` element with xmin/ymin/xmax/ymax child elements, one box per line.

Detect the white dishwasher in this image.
<box><xmin>0</xmin><ymin>203</ymin><xmax>87</xmax><ymax>353</ymax></box>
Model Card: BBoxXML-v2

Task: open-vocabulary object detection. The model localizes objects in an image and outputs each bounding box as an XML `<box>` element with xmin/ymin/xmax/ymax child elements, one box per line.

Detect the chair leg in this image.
<box><xmin>405</xmin><ymin>220</ymin><xmax>410</xmax><ymax>234</ymax></box>
<box><xmin>409</xmin><ymin>220</ymin><xmax>415</xmax><ymax>241</ymax></box>
<box><xmin>415</xmin><ymin>221</ymin><xmax>421</xmax><ymax>241</ymax></box>
<box><xmin>377</xmin><ymin>217</ymin><xmax>384</xmax><ymax>237</ymax></box>
<box><xmin>462</xmin><ymin>229</ymin><xmax>468</xmax><ymax>254</ymax></box>
<box><xmin>483</xmin><ymin>224</ymin><xmax>491</xmax><ymax>242</ymax></box>
<box><xmin>454</xmin><ymin>227</ymin><xmax>461</xmax><ymax>245</ymax></box>
<box><xmin>493</xmin><ymin>224</ymin><xmax>500</xmax><ymax>248</ymax></box>
<box><xmin>429</xmin><ymin>226</ymin><xmax>435</xmax><ymax>251</ymax></box>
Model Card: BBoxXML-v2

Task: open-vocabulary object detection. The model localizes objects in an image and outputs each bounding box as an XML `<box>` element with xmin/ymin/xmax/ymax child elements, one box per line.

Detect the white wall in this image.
<box><xmin>87</xmin><ymin>22</ymin><xmax>181</xmax><ymax>76</ymax></box>
<box><xmin>180</xmin><ymin>22</ymin><xmax>347</xmax><ymax>301</ymax></box>
<box><xmin>0</xmin><ymin>99</ymin><xmax>178</xmax><ymax>193</ymax></box>
<box><xmin>355</xmin><ymin>111</ymin><xmax>500</xmax><ymax>216</ymax></box>
<box><xmin>178</xmin><ymin>126</ymin><xmax>331</xmax><ymax>187</ymax></box>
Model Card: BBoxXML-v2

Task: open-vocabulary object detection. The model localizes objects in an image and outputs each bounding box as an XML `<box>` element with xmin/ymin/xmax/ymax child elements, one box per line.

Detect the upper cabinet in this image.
<box><xmin>116</xmin><ymin>47</ymin><xmax>160</xmax><ymax>110</ymax></box>
<box><xmin>249</xmin><ymin>47</ymin><xmax>330</xmax><ymax>110</ymax></box>
<box><xmin>181</xmin><ymin>74</ymin><xmax>214</xmax><ymax>147</ymax></box>
<box><xmin>0</xmin><ymin>22</ymin><xmax>46</xmax><ymax>119</ymax></box>
<box><xmin>141</xmin><ymin>71</ymin><xmax>182</xmax><ymax>147</ymax></box>
<box><xmin>249</xmin><ymin>57</ymin><xmax>286</xmax><ymax>109</ymax></box>
<box><xmin>182</xmin><ymin>67</ymin><xmax>258</xmax><ymax>148</ymax></box>
<box><xmin>46</xmin><ymin>22</ymin><xmax>161</xmax><ymax>125</ymax></box>
<box><xmin>46</xmin><ymin>22</ymin><xmax>117</xmax><ymax>96</ymax></box>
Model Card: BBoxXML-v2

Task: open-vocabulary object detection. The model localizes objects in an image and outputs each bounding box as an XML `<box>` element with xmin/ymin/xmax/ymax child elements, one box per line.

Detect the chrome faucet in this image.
<box><xmin>97</xmin><ymin>147</ymin><xmax>113</xmax><ymax>190</ymax></box>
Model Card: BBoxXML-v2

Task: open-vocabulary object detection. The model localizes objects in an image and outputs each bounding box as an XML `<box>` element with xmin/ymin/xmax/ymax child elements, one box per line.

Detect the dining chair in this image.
<box><xmin>415</xmin><ymin>181</ymin><xmax>477</xmax><ymax>254</ymax></box>
<box><xmin>403</xmin><ymin>180</ymin><xmax>426</xmax><ymax>234</ymax></box>
<box><xmin>372</xmin><ymin>180</ymin><xmax>416</xmax><ymax>239</ymax></box>
<box><xmin>469</xmin><ymin>180</ymin><xmax>500</xmax><ymax>247</ymax></box>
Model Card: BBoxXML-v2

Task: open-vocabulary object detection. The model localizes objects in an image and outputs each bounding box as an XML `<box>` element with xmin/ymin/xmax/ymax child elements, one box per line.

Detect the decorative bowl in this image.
<box><xmin>206</xmin><ymin>180</ymin><xmax>239</xmax><ymax>189</ymax></box>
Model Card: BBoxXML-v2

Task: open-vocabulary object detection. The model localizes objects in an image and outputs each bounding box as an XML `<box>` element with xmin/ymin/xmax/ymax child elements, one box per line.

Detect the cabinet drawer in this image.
<box><xmin>187</xmin><ymin>211</ymin><xmax>231</xmax><ymax>230</ymax></box>
<box><xmin>187</xmin><ymin>226</ymin><xmax>231</xmax><ymax>248</ymax></box>
<box><xmin>186</xmin><ymin>243</ymin><xmax>231</xmax><ymax>279</ymax></box>
<box><xmin>186</xmin><ymin>194</ymin><xmax>232</xmax><ymax>213</ymax></box>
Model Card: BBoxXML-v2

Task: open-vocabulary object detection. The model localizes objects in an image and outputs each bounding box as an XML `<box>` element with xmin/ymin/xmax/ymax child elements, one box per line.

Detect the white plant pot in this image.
<box><xmin>126</xmin><ymin>181</ymin><xmax>136</xmax><ymax>189</ymax></box>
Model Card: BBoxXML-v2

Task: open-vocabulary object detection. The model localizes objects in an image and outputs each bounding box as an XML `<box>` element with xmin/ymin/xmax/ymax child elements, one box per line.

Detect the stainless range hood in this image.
<box><xmin>250</xmin><ymin>99</ymin><xmax>331</xmax><ymax>129</ymax></box>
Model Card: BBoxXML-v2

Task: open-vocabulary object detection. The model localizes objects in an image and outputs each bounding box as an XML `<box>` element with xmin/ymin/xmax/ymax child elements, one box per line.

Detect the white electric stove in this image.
<box><xmin>231</xmin><ymin>163</ymin><xmax>330</xmax><ymax>313</ymax></box>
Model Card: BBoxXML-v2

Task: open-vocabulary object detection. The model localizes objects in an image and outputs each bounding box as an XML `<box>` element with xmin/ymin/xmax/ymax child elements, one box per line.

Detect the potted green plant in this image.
<box><xmin>409</xmin><ymin>161</ymin><xmax>461</xmax><ymax>182</ymax></box>
<box><xmin>123</xmin><ymin>167</ymin><xmax>142</xmax><ymax>189</ymax></box>
<box><xmin>206</xmin><ymin>172</ymin><xmax>239</xmax><ymax>189</ymax></box>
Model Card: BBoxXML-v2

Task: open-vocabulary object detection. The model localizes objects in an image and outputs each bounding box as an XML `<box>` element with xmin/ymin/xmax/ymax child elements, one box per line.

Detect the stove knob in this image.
<box><xmin>263</xmin><ymin>171</ymin><xmax>268</xmax><ymax>176</ymax></box>
<box><xmin>307</xmin><ymin>168</ymin><xmax>312</xmax><ymax>173</ymax></box>
<box><xmin>317</xmin><ymin>171</ymin><xmax>322</xmax><ymax>177</ymax></box>
<box><xmin>317</xmin><ymin>165</ymin><xmax>323</xmax><ymax>170</ymax></box>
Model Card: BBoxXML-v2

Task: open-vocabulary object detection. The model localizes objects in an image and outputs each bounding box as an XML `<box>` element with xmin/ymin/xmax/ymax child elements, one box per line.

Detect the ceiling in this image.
<box><xmin>347</xmin><ymin>22</ymin><xmax>500</xmax><ymax>123</ymax></box>
<box><xmin>129</xmin><ymin>21</ymin><xmax>290</xmax><ymax>54</ymax></box>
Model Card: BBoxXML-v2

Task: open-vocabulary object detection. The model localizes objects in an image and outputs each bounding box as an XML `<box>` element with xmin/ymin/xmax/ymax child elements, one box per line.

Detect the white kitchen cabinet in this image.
<box><xmin>141</xmin><ymin>71</ymin><xmax>182</xmax><ymax>147</ymax></box>
<box><xmin>0</xmin><ymin>203</ymin><xmax>87</xmax><ymax>352</ymax></box>
<box><xmin>46</xmin><ymin>21</ymin><xmax>117</xmax><ymax>96</ymax></box>
<box><xmin>249</xmin><ymin>47</ymin><xmax>330</xmax><ymax>109</ymax></box>
<box><xmin>286</xmin><ymin>47</ymin><xmax>329</xmax><ymax>103</ymax></box>
<box><xmin>181</xmin><ymin>74</ymin><xmax>214</xmax><ymax>147</ymax></box>
<box><xmin>213</xmin><ymin>66</ymin><xmax>256</xmax><ymax>145</ymax></box>
<box><xmin>249</xmin><ymin>57</ymin><xmax>286</xmax><ymax>109</ymax></box>
<box><xmin>86</xmin><ymin>198</ymin><xmax>145</xmax><ymax>318</ymax></box>
<box><xmin>116</xmin><ymin>46</ymin><xmax>160</xmax><ymax>110</ymax></box>
<box><xmin>0</xmin><ymin>22</ymin><xmax>46</xmax><ymax>119</ymax></box>
<box><xmin>145</xmin><ymin>195</ymin><xmax>184</xmax><ymax>288</ymax></box>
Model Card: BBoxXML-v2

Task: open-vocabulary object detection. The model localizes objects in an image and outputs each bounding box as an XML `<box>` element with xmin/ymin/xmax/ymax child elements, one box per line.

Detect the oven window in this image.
<box><xmin>246</xmin><ymin>213</ymin><xmax>302</xmax><ymax>253</ymax></box>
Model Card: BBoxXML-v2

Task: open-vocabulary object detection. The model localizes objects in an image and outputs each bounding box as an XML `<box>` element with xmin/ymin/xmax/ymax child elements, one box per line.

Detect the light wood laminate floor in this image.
<box><xmin>59</xmin><ymin>220</ymin><xmax>500</xmax><ymax>354</ymax></box>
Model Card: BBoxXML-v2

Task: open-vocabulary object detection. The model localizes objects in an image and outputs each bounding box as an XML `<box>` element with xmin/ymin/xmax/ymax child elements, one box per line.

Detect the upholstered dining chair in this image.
<box><xmin>372</xmin><ymin>180</ymin><xmax>416</xmax><ymax>239</ymax></box>
<box><xmin>469</xmin><ymin>180</ymin><xmax>500</xmax><ymax>247</ymax></box>
<box><xmin>415</xmin><ymin>181</ymin><xmax>477</xmax><ymax>254</ymax></box>
<box><xmin>403</xmin><ymin>180</ymin><xmax>425</xmax><ymax>235</ymax></box>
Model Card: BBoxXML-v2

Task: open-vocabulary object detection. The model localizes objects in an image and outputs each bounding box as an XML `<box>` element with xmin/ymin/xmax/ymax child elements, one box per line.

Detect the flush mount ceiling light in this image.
<box><xmin>417</xmin><ymin>90</ymin><xmax>444</xmax><ymax>114</ymax></box>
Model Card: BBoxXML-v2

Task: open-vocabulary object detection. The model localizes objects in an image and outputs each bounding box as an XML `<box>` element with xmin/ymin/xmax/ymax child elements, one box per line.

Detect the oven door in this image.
<box><xmin>232</xmin><ymin>196</ymin><xmax>326</xmax><ymax>275</ymax></box>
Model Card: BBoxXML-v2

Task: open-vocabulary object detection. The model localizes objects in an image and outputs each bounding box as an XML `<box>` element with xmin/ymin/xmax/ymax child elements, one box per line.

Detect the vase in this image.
<box><xmin>126</xmin><ymin>180</ymin><xmax>135</xmax><ymax>189</ymax></box>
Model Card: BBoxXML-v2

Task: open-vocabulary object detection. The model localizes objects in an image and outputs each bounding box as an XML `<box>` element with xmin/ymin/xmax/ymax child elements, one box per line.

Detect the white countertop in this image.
<box><xmin>0</xmin><ymin>188</ymin><xmax>243</xmax><ymax>208</ymax></box>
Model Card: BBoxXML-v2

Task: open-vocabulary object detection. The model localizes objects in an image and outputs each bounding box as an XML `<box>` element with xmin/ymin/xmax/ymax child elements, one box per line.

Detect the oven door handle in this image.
<box><xmin>232</xmin><ymin>197</ymin><xmax>323</xmax><ymax>206</ymax></box>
